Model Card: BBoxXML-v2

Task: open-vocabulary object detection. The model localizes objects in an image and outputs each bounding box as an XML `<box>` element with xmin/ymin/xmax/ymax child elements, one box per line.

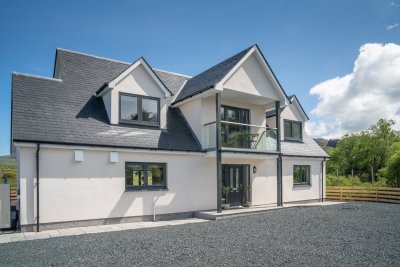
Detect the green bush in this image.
<box><xmin>327</xmin><ymin>174</ymin><xmax>387</xmax><ymax>187</ymax></box>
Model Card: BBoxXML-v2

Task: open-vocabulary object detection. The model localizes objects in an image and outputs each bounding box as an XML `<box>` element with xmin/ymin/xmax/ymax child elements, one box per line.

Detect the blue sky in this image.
<box><xmin>0</xmin><ymin>0</ymin><xmax>399</xmax><ymax>155</ymax></box>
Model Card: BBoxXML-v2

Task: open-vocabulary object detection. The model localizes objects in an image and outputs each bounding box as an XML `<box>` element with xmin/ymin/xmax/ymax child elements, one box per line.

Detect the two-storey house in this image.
<box><xmin>11</xmin><ymin>45</ymin><xmax>328</xmax><ymax>232</ymax></box>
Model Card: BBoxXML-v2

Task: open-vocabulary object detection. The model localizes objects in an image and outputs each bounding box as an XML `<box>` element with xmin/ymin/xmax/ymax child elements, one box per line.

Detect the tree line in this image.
<box><xmin>326</xmin><ymin>119</ymin><xmax>400</xmax><ymax>187</ymax></box>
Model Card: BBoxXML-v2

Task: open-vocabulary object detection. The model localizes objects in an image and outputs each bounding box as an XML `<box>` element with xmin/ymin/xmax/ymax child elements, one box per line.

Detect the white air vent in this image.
<box><xmin>110</xmin><ymin>152</ymin><xmax>118</xmax><ymax>163</ymax></box>
<box><xmin>74</xmin><ymin>150</ymin><xmax>84</xmax><ymax>162</ymax></box>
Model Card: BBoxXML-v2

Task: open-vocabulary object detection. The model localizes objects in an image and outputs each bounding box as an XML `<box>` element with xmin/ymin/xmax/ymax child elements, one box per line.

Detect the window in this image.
<box><xmin>293</xmin><ymin>165</ymin><xmax>310</xmax><ymax>185</ymax></box>
<box><xmin>119</xmin><ymin>93</ymin><xmax>160</xmax><ymax>126</ymax></box>
<box><xmin>125</xmin><ymin>162</ymin><xmax>167</xmax><ymax>190</ymax></box>
<box><xmin>284</xmin><ymin>120</ymin><xmax>302</xmax><ymax>141</ymax></box>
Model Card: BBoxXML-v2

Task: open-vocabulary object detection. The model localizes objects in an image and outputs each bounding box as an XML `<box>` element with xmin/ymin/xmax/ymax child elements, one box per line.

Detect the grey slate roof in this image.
<box><xmin>173</xmin><ymin>46</ymin><xmax>253</xmax><ymax>104</ymax></box>
<box><xmin>281</xmin><ymin>133</ymin><xmax>329</xmax><ymax>158</ymax></box>
<box><xmin>12</xmin><ymin>49</ymin><xmax>200</xmax><ymax>151</ymax></box>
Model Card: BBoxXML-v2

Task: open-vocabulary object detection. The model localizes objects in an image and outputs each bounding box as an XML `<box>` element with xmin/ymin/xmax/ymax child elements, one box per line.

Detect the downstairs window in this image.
<box><xmin>125</xmin><ymin>162</ymin><xmax>167</xmax><ymax>190</ymax></box>
<box><xmin>293</xmin><ymin>165</ymin><xmax>310</xmax><ymax>185</ymax></box>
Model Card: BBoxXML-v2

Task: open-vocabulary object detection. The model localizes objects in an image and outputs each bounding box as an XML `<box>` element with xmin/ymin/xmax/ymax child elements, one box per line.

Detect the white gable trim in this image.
<box><xmin>215</xmin><ymin>46</ymin><xmax>289</xmax><ymax>107</ymax></box>
<box><xmin>290</xmin><ymin>96</ymin><xmax>309</xmax><ymax>121</ymax></box>
<box><xmin>100</xmin><ymin>58</ymin><xmax>171</xmax><ymax>97</ymax></box>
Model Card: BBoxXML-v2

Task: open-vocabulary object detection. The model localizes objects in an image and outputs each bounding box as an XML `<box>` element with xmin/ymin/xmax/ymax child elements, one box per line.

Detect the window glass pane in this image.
<box><xmin>142</xmin><ymin>98</ymin><xmax>158</xmax><ymax>123</ymax></box>
<box><xmin>126</xmin><ymin>163</ymin><xmax>145</xmax><ymax>186</ymax></box>
<box><xmin>227</xmin><ymin>109</ymin><xmax>239</xmax><ymax>122</ymax></box>
<box><xmin>294</xmin><ymin>165</ymin><xmax>310</xmax><ymax>184</ymax></box>
<box><xmin>284</xmin><ymin>121</ymin><xmax>291</xmax><ymax>138</ymax></box>
<box><xmin>121</xmin><ymin>95</ymin><xmax>138</xmax><ymax>121</ymax></box>
<box><xmin>133</xmin><ymin>164</ymin><xmax>145</xmax><ymax>186</ymax></box>
<box><xmin>220</xmin><ymin>107</ymin><xmax>225</xmax><ymax>120</ymax></box>
<box><xmin>292</xmin><ymin>122</ymin><xmax>302</xmax><ymax>140</ymax></box>
<box><xmin>147</xmin><ymin>164</ymin><xmax>165</xmax><ymax>186</ymax></box>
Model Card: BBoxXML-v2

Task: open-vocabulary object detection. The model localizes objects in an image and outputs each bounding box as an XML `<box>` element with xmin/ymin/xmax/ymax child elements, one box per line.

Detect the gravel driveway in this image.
<box><xmin>0</xmin><ymin>202</ymin><xmax>399</xmax><ymax>266</ymax></box>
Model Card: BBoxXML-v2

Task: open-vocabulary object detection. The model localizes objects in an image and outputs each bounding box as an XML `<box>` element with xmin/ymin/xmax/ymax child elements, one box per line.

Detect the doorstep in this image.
<box><xmin>194</xmin><ymin>201</ymin><xmax>344</xmax><ymax>220</ymax></box>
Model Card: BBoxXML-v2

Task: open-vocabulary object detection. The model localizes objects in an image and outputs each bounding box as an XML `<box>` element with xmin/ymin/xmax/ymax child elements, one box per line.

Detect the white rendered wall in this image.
<box><xmin>18</xmin><ymin>146</ymin><xmax>216</xmax><ymax>226</ymax></box>
<box><xmin>282</xmin><ymin>157</ymin><xmax>323</xmax><ymax>202</ymax></box>
<box><xmin>106</xmin><ymin>64</ymin><xmax>168</xmax><ymax>127</ymax></box>
<box><xmin>224</xmin><ymin>54</ymin><xmax>279</xmax><ymax>101</ymax></box>
<box><xmin>179</xmin><ymin>98</ymin><xmax>202</xmax><ymax>142</ymax></box>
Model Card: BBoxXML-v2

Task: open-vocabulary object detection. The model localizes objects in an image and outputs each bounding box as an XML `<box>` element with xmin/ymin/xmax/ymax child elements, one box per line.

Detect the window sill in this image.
<box><xmin>293</xmin><ymin>184</ymin><xmax>311</xmax><ymax>187</ymax></box>
<box><xmin>125</xmin><ymin>187</ymin><xmax>168</xmax><ymax>192</ymax></box>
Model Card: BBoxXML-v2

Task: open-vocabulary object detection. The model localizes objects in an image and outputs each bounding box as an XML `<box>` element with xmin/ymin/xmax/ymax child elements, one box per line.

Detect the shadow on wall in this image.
<box><xmin>107</xmin><ymin>191</ymin><xmax>175</xmax><ymax>222</ymax></box>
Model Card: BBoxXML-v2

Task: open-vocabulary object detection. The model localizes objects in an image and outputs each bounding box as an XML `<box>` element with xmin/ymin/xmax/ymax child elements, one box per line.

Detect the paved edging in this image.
<box><xmin>0</xmin><ymin>218</ymin><xmax>208</xmax><ymax>244</ymax></box>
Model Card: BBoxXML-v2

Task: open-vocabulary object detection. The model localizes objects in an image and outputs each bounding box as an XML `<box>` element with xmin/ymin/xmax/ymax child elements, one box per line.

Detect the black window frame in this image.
<box><xmin>125</xmin><ymin>162</ymin><xmax>167</xmax><ymax>191</ymax></box>
<box><xmin>284</xmin><ymin>119</ymin><xmax>303</xmax><ymax>142</ymax></box>
<box><xmin>119</xmin><ymin>92</ymin><xmax>160</xmax><ymax>127</ymax></box>
<box><xmin>293</xmin><ymin>165</ymin><xmax>311</xmax><ymax>186</ymax></box>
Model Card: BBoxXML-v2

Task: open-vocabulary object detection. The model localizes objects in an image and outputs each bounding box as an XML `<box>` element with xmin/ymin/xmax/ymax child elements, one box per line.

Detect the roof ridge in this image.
<box><xmin>153</xmin><ymin>68</ymin><xmax>192</xmax><ymax>79</ymax></box>
<box><xmin>56</xmin><ymin>48</ymin><xmax>131</xmax><ymax>65</ymax></box>
<box><xmin>12</xmin><ymin>72</ymin><xmax>63</xmax><ymax>82</ymax></box>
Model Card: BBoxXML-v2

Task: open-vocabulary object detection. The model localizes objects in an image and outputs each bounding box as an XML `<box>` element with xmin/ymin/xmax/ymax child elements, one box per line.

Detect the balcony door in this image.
<box><xmin>220</xmin><ymin>105</ymin><xmax>250</xmax><ymax>148</ymax></box>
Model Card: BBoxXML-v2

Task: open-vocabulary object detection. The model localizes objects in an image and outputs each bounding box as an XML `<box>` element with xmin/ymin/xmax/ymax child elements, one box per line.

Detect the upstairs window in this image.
<box><xmin>119</xmin><ymin>93</ymin><xmax>160</xmax><ymax>126</ymax></box>
<box><xmin>284</xmin><ymin>120</ymin><xmax>302</xmax><ymax>141</ymax></box>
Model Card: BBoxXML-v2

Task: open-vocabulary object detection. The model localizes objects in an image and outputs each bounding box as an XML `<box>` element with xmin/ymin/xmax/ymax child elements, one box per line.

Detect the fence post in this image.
<box><xmin>340</xmin><ymin>186</ymin><xmax>342</xmax><ymax>201</ymax></box>
<box><xmin>376</xmin><ymin>187</ymin><xmax>378</xmax><ymax>202</ymax></box>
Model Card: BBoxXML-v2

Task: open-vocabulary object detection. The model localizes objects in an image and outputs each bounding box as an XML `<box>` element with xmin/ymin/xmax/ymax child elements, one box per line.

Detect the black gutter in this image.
<box><xmin>36</xmin><ymin>143</ymin><xmax>40</xmax><ymax>232</ymax></box>
<box><xmin>172</xmin><ymin>85</ymin><xmax>215</xmax><ymax>106</ymax></box>
<box><xmin>13</xmin><ymin>139</ymin><xmax>203</xmax><ymax>154</ymax></box>
<box><xmin>281</xmin><ymin>154</ymin><xmax>330</xmax><ymax>159</ymax></box>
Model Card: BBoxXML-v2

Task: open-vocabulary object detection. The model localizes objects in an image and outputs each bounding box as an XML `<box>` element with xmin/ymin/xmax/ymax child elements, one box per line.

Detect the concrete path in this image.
<box><xmin>0</xmin><ymin>218</ymin><xmax>208</xmax><ymax>244</ymax></box>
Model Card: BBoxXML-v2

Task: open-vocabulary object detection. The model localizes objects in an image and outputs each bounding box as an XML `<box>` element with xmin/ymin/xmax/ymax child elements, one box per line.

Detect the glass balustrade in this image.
<box><xmin>202</xmin><ymin>121</ymin><xmax>278</xmax><ymax>152</ymax></box>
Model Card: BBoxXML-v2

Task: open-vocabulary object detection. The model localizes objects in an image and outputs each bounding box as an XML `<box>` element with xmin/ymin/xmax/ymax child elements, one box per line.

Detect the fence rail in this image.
<box><xmin>10</xmin><ymin>187</ymin><xmax>17</xmax><ymax>201</ymax></box>
<box><xmin>326</xmin><ymin>186</ymin><xmax>400</xmax><ymax>204</ymax></box>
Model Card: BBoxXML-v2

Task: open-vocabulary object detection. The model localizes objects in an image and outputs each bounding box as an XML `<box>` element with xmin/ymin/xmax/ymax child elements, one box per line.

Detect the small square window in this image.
<box><xmin>284</xmin><ymin>120</ymin><xmax>302</xmax><ymax>141</ymax></box>
<box><xmin>293</xmin><ymin>165</ymin><xmax>310</xmax><ymax>185</ymax></box>
<box><xmin>119</xmin><ymin>93</ymin><xmax>160</xmax><ymax>127</ymax></box>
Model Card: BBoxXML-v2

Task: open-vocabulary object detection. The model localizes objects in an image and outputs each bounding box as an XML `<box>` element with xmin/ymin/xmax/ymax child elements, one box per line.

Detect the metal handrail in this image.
<box><xmin>203</xmin><ymin>120</ymin><xmax>278</xmax><ymax>130</ymax></box>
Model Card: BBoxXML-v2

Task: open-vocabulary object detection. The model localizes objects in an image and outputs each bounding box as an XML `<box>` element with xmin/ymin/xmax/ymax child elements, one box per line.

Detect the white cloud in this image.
<box><xmin>387</xmin><ymin>23</ymin><xmax>399</xmax><ymax>30</ymax></box>
<box><xmin>306</xmin><ymin>43</ymin><xmax>400</xmax><ymax>139</ymax></box>
<box><xmin>388</xmin><ymin>2</ymin><xmax>399</xmax><ymax>7</ymax></box>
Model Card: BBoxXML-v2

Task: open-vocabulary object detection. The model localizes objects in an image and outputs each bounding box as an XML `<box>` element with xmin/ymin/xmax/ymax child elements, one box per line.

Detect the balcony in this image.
<box><xmin>203</xmin><ymin>121</ymin><xmax>278</xmax><ymax>152</ymax></box>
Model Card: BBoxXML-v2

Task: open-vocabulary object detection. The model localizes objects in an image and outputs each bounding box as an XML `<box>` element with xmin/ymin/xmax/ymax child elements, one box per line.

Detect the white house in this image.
<box><xmin>11</xmin><ymin>45</ymin><xmax>328</xmax><ymax>232</ymax></box>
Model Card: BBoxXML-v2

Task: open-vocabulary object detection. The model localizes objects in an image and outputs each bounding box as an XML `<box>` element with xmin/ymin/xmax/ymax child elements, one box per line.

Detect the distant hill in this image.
<box><xmin>0</xmin><ymin>155</ymin><xmax>16</xmax><ymax>167</ymax></box>
<box><xmin>314</xmin><ymin>138</ymin><xmax>339</xmax><ymax>152</ymax></box>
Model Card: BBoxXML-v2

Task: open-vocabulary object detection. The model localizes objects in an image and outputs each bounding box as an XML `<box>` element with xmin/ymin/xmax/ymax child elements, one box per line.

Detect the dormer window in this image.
<box><xmin>119</xmin><ymin>92</ymin><xmax>160</xmax><ymax>127</ymax></box>
<box><xmin>284</xmin><ymin>120</ymin><xmax>302</xmax><ymax>141</ymax></box>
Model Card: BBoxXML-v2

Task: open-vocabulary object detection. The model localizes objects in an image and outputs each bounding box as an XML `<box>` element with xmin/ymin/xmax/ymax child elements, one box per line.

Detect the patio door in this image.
<box><xmin>222</xmin><ymin>165</ymin><xmax>250</xmax><ymax>206</ymax></box>
<box><xmin>220</xmin><ymin>105</ymin><xmax>250</xmax><ymax>148</ymax></box>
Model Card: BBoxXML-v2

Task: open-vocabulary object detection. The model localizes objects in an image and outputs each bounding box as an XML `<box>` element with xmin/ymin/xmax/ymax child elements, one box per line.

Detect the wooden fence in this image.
<box><xmin>326</xmin><ymin>186</ymin><xmax>400</xmax><ymax>204</ymax></box>
<box><xmin>10</xmin><ymin>187</ymin><xmax>17</xmax><ymax>201</ymax></box>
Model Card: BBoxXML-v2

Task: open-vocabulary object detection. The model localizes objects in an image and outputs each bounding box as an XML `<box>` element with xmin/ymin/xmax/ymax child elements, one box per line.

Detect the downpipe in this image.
<box><xmin>36</xmin><ymin>143</ymin><xmax>40</xmax><ymax>232</ymax></box>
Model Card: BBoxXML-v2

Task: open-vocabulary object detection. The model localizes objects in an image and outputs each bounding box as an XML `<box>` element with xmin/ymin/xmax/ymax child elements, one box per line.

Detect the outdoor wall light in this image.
<box><xmin>253</xmin><ymin>166</ymin><xmax>257</xmax><ymax>174</ymax></box>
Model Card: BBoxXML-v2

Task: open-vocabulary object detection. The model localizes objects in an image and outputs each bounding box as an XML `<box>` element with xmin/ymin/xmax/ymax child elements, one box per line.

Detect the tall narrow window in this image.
<box><xmin>284</xmin><ymin>120</ymin><xmax>302</xmax><ymax>141</ymax></box>
<box><xmin>119</xmin><ymin>93</ymin><xmax>160</xmax><ymax>126</ymax></box>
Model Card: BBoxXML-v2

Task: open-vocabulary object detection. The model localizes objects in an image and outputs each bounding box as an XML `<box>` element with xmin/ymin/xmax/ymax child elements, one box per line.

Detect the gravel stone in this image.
<box><xmin>0</xmin><ymin>202</ymin><xmax>399</xmax><ymax>266</ymax></box>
